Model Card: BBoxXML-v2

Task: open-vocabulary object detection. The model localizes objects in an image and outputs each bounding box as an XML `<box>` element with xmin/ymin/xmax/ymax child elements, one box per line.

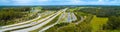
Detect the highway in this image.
<box><xmin>1</xmin><ymin>15</ymin><xmax>41</xmax><ymax>29</ymax></box>
<box><xmin>0</xmin><ymin>11</ymin><xmax>54</xmax><ymax>29</ymax></box>
<box><xmin>39</xmin><ymin>8</ymin><xmax>68</xmax><ymax>32</ymax></box>
<box><xmin>12</xmin><ymin>9</ymin><xmax>65</xmax><ymax>32</ymax></box>
<box><xmin>0</xmin><ymin>8</ymin><xmax>68</xmax><ymax>32</ymax></box>
<box><xmin>0</xmin><ymin>7</ymin><xmax>92</xmax><ymax>29</ymax></box>
<box><xmin>0</xmin><ymin>11</ymin><xmax>56</xmax><ymax>32</ymax></box>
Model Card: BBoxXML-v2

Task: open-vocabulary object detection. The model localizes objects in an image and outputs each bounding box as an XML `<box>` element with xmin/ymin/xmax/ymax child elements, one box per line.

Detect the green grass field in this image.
<box><xmin>90</xmin><ymin>15</ymin><xmax>108</xmax><ymax>32</ymax></box>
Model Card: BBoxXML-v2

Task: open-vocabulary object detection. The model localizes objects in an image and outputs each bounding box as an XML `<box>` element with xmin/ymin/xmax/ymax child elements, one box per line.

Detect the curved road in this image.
<box><xmin>39</xmin><ymin>8</ymin><xmax>68</xmax><ymax>32</ymax></box>
<box><xmin>1</xmin><ymin>15</ymin><xmax>41</xmax><ymax>29</ymax></box>
<box><xmin>1</xmin><ymin>11</ymin><xmax>54</xmax><ymax>29</ymax></box>
<box><xmin>0</xmin><ymin>11</ymin><xmax>56</xmax><ymax>32</ymax></box>
<box><xmin>0</xmin><ymin>8</ymin><xmax>67</xmax><ymax>32</ymax></box>
<box><xmin>12</xmin><ymin>10</ymin><xmax>62</xmax><ymax>32</ymax></box>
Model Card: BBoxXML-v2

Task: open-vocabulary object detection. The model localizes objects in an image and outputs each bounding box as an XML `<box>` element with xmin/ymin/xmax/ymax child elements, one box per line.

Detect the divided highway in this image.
<box><xmin>39</xmin><ymin>8</ymin><xmax>68</xmax><ymax>32</ymax></box>
<box><xmin>12</xmin><ymin>8</ymin><xmax>67</xmax><ymax>32</ymax></box>
<box><xmin>0</xmin><ymin>11</ymin><xmax>56</xmax><ymax>32</ymax></box>
<box><xmin>0</xmin><ymin>8</ymin><xmax>68</xmax><ymax>32</ymax></box>
<box><xmin>1</xmin><ymin>11</ymin><xmax>54</xmax><ymax>29</ymax></box>
<box><xmin>0</xmin><ymin>7</ymin><xmax>88</xmax><ymax>32</ymax></box>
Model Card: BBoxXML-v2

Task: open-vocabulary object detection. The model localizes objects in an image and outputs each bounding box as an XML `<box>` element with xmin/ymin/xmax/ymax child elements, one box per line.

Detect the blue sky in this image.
<box><xmin>0</xmin><ymin>0</ymin><xmax>120</xmax><ymax>6</ymax></box>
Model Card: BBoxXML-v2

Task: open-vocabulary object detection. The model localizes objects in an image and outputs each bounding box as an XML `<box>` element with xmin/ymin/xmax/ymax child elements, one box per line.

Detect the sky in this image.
<box><xmin>0</xmin><ymin>0</ymin><xmax>120</xmax><ymax>6</ymax></box>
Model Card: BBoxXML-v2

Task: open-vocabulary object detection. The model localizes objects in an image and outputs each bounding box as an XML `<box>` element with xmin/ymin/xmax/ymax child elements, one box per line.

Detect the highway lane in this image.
<box><xmin>12</xmin><ymin>10</ymin><xmax>62</xmax><ymax>32</ymax></box>
<box><xmin>0</xmin><ymin>15</ymin><xmax>41</xmax><ymax>29</ymax></box>
<box><xmin>39</xmin><ymin>8</ymin><xmax>68</xmax><ymax>32</ymax></box>
<box><xmin>0</xmin><ymin>8</ymin><xmax>67</xmax><ymax>32</ymax></box>
<box><xmin>0</xmin><ymin>11</ymin><xmax>56</xmax><ymax>32</ymax></box>
<box><xmin>0</xmin><ymin>11</ymin><xmax>54</xmax><ymax>29</ymax></box>
<box><xmin>39</xmin><ymin>12</ymin><xmax>63</xmax><ymax>32</ymax></box>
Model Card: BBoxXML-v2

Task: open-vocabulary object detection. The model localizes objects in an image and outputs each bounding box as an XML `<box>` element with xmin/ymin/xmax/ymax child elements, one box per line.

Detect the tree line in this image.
<box><xmin>0</xmin><ymin>7</ymin><xmax>31</xmax><ymax>21</ymax></box>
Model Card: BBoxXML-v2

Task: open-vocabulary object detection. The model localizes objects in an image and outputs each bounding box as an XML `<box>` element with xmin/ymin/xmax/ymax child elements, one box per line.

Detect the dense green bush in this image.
<box><xmin>0</xmin><ymin>7</ymin><xmax>31</xmax><ymax>26</ymax></box>
<box><xmin>78</xmin><ymin>7</ymin><xmax>120</xmax><ymax>17</ymax></box>
<box><xmin>0</xmin><ymin>8</ymin><xmax>30</xmax><ymax>21</ymax></box>
<box><xmin>103</xmin><ymin>16</ymin><xmax>120</xmax><ymax>30</ymax></box>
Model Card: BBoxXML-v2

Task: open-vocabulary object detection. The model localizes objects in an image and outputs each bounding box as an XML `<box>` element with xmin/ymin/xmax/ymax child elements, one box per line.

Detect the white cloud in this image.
<box><xmin>68</xmin><ymin>0</ymin><xmax>83</xmax><ymax>4</ymax></box>
<box><xmin>71</xmin><ymin>0</ymin><xmax>81</xmax><ymax>3</ymax></box>
<box><xmin>12</xmin><ymin>0</ymin><xmax>34</xmax><ymax>4</ymax></box>
<box><xmin>0</xmin><ymin>0</ymin><xmax>10</xmax><ymax>3</ymax></box>
<box><xmin>0</xmin><ymin>0</ymin><xmax>120</xmax><ymax>5</ymax></box>
<box><xmin>98</xmin><ymin>0</ymin><xmax>103</xmax><ymax>2</ymax></box>
<box><xmin>37</xmin><ymin>0</ymin><xmax>49</xmax><ymax>2</ymax></box>
<box><xmin>11</xmin><ymin>0</ymin><xmax>50</xmax><ymax>5</ymax></box>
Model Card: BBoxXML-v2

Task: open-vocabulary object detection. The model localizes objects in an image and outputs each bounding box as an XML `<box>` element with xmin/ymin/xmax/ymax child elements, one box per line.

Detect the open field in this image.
<box><xmin>90</xmin><ymin>15</ymin><xmax>108</xmax><ymax>32</ymax></box>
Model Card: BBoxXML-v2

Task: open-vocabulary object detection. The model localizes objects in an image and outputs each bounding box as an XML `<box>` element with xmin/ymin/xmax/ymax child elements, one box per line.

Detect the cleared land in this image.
<box><xmin>90</xmin><ymin>15</ymin><xmax>108</xmax><ymax>32</ymax></box>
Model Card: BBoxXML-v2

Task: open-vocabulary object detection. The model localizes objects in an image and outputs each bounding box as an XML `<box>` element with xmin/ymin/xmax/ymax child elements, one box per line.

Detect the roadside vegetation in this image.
<box><xmin>0</xmin><ymin>7</ymin><xmax>43</xmax><ymax>26</ymax></box>
<box><xmin>78</xmin><ymin>7</ymin><xmax>120</xmax><ymax>32</ymax></box>
<box><xmin>0</xmin><ymin>7</ymin><xmax>31</xmax><ymax>26</ymax></box>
